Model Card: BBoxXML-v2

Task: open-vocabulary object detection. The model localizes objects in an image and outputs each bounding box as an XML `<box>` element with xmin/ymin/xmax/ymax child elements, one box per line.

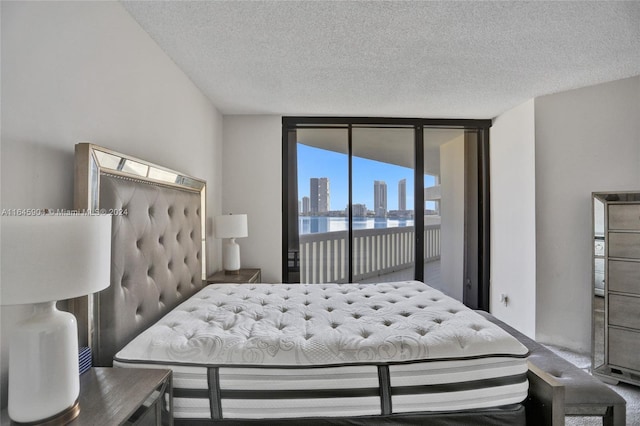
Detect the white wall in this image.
<box><xmin>535</xmin><ymin>76</ymin><xmax>640</xmax><ymax>353</ymax></box>
<box><xmin>0</xmin><ymin>1</ymin><xmax>223</xmax><ymax>408</ymax></box>
<box><xmin>439</xmin><ymin>135</ymin><xmax>465</xmax><ymax>301</ymax></box>
<box><xmin>490</xmin><ymin>99</ymin><xmax>536</xmax><ymax>337</ymax></box>
<box><xmin>222</xmin><ymin>116</ymin><xmax>282</xmax><ymax>283</ymax></box>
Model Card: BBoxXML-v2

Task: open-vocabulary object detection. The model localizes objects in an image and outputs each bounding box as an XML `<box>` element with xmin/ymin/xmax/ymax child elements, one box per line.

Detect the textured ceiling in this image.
<box><xmin>122</xmin><ymin>1</ymin><xmax>640</xmax><ymax>119</ymax></box>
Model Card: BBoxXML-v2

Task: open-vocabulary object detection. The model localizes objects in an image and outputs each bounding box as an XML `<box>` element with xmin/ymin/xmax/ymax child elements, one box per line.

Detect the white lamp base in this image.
<box><xmin>223</xmin><ymin>237</ymin><xmax>241</xmax><ymax>274</ymax></box>
<box><xmin>8</xmin><ymin>302</ymin><xmax>80</xmax><ymax>424</ymax></box>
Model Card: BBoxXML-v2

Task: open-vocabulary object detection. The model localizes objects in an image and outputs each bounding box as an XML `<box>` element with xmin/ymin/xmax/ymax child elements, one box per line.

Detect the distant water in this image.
<box><xmin>299</xmin><ymin>216</ymin><xmax>414</xmax><ymax>235</ymax></box>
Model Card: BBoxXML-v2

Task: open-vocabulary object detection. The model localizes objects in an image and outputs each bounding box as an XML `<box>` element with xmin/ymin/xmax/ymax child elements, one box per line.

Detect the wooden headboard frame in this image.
<box><xmin>73</xmin><ymin>143</ymin><xmax>207</xmax><ymax>366</ymax></box>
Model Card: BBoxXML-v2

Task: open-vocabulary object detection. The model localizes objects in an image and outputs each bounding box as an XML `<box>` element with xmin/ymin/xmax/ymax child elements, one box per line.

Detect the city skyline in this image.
<box><xmin>302</xmin><ymin>176</ymin><xmax>417</xmax><ymax>216</ymax></box>
<box><xmin>297</xmin><ymin>144</ymin><xmax>433</xmax><ymax>211</ymax></box>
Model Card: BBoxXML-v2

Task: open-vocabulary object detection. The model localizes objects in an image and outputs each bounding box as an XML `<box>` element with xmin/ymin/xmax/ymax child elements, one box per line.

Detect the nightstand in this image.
<box><xmin>207</xmin><ymin>268</ymin><xmax>261</xmax><ymax>284</ymax></box>
<box><xmin>1</xmin><ymin>368</ymin><xmax>174</xmax><ymax>425</ymax></box>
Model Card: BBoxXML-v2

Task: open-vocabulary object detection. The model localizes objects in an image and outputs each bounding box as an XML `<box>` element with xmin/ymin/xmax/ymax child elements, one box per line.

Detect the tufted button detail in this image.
<box><xmin>330</xmin><ymin>322</ymin><xmax>340</xmax><ymax>329</ymax></box>
<box><xmin>352</xmin><ymin>313</ymin><xmax>362</xmax><ymax>319</ymax></box>
<box><xmin>400</xmin><ymin>311</ymin><xmax>411</xmax><ymax>317</ymax></box>
<box><xmin>326</xmin><ymin>306</ymin><xmax>335</xmax><ymax>312</ymax></box>
<box><xmin>304</xmin><ymin>333</ymin><xmax>313</xmax><ymax>340</ymax></box>
<box><xmin>304</xmin><ymin>314</ymin><xmax>313</xmax><ymax>321</ymax></box>
<box><xmin>415</xmin><ymin>328</ymin><xmax>428</xmax><ymax>336</ymax></box>
<box><xmin>136</xmin><ymin>239</ymin><xmax>143</xmax><ymax>249</ymax></box>
<box><xmin>168</xmin><ymin>206</ymin><xmax>174</xmax><ymax>217</ymax></box>
<box><xmin>383</xmin><ymin>319</ymin><xmax>394</xmax><ymax>327</ymax></box>
<box><xmin>433</xmin><ymin>318</ymin><xmax>444</xmax><ymax>324</ymax></box>
<box><xmin>360</xmin><ymin>330</ymin><xmax>372</xmax><ymax>338</ymax></box>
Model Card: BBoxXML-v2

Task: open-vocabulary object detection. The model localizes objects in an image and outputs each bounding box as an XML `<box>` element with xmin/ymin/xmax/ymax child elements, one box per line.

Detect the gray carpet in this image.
<box><xmin>546</xmin><ymin>345</ymin><xmax>640</xmax><ymax>425</ymax></box>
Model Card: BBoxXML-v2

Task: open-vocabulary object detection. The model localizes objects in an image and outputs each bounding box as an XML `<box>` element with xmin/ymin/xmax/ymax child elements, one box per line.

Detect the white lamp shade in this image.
<box><xmin>1</xmin><ymin>214</ymin><xmax>112</xmax><ymax>305</ymax></box>
<box><xmin>214</xmin><ymin>214</ymin><xmax>248</xmax><ymax>239</ymax></box>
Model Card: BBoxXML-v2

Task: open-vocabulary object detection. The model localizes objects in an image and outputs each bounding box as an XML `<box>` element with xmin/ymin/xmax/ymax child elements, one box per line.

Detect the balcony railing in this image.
<box><xmin>298</xmin><ymin>225</ymin><xmax>441</xmax><ymax>283</ymax></box>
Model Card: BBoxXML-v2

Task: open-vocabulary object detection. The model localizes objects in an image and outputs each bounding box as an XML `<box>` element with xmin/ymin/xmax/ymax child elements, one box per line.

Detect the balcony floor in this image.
<box><xmin>358</xmin><ymin>259</ymin><xmax>442</xmax><ymax>291</ymax></box>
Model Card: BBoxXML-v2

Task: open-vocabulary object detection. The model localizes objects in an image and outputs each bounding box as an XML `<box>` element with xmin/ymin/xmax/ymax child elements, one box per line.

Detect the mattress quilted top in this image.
<box><xmin>115</xmin><ymin>281</ymin><xmax>528</xmax><ymax>366</ymax></box>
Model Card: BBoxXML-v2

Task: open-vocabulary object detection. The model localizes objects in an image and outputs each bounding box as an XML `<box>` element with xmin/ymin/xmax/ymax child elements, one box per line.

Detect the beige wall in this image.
<box><xmin>534</xmin><ymin>76</ymin><xmax>640</xmax><ymax>352</ymax></box>
<box><xmin>222</xmin><ymin>115</ymin><xmax>282</xmax><ymax>283</ymax></box>
<box><xmin>0</xmin><ymin>1</ymin><xmax>223</xmax><ymax>407</ymax></box>
<box><xmin>490</xmin><ymin>99</ymin><xmax>537</xmax><ymax>338</ymax></box>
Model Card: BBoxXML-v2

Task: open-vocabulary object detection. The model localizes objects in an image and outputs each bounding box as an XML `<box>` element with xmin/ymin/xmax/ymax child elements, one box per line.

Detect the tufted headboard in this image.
<box><xmin>73</xmin><ymin>143</ymin><xmax>207</xmax><ymax>366</ymax></box>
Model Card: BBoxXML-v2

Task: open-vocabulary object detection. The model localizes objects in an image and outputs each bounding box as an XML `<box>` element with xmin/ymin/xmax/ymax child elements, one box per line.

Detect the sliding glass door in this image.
<box><xmin>352</xmin><ymin>126</ymin><xmax>415</xmax><ymax>283</ymax></box>
<box><xmin>295</xmin><ymin>127</ymin><xmax>349</xmax><ymax>283</ymax></box>
<box><xmin>283</xmin><ymin>118</ymin><xmax>490</xmax><ymax>309</ymax></box>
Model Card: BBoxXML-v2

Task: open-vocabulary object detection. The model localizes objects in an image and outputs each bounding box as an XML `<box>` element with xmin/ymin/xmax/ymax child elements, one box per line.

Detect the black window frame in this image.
<box><xmin>282</xmin><ymin>116</ymin><xmax>491</xmax><ymax>310</ymax></box>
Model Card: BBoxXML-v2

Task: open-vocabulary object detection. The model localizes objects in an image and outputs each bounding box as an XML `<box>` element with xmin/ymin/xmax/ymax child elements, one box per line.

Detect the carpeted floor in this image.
<box><xmin>546</xmin><ymin>345</ymin><xmax>640</xmax><ymax>425</ymax></box>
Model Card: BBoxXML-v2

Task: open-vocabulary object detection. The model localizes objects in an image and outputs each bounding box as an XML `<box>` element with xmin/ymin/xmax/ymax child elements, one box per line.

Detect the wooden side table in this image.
<box><xmin>2</xmin><ymin>368</ymin><xmax>172</xmax><ymax>425</ymax></box>
<box><xmin>207</xmin><ymin>268</ymin><xmax>261</xmax><ymax>284</ymax></box>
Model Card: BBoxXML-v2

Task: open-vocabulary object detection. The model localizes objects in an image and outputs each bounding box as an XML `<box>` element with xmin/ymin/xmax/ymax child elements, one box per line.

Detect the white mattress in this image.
<box><xmin>115</xmin><ymin>281</ymin><xmax>529</xmax><ymax>420</ymax></box>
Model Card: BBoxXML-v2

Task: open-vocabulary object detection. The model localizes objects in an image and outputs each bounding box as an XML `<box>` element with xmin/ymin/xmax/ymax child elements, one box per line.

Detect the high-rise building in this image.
<box><xmin>310</xmin><ymin>177</ymin><xmax>330</xmax><ymax>214</ymax></box>
<box><xmin>374</xmin><ymin>180</ymin><xmax>387</xmax><ymax>218</ymax></box>
<box><xmin>352</xmin><ymin>203</ymin><xmax>367</xmax><ymax>217</ymax></box>
<box><xmin>398</xmin><ymin>178</ymin><xmax>406</xmax><ymax>211</ymax></box>
<box><xmin>302</xmin><ymin>196</ymin><xmax>310</xmax><ymax>215</ymax></box>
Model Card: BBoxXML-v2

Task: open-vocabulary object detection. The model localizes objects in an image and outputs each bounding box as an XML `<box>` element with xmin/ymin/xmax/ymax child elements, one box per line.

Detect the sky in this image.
<box><xmin>298</xmin><ymin>144</ymin><xmax>435</xmax><ymax>211</ymax></box>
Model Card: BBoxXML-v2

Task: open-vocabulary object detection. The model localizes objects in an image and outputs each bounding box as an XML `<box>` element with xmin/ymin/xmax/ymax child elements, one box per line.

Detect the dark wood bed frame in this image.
<box><xmin>71</xmin><ymin>143</ymin><xmax>607</xmax><ymax>426</ymax></box>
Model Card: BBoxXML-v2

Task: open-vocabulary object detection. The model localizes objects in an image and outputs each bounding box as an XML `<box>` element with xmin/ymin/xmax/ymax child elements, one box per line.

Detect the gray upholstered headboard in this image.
<box><xmin>73</xmin><ymin>143</ymin><xmax>207</xmax><ymax>366</ymax></box>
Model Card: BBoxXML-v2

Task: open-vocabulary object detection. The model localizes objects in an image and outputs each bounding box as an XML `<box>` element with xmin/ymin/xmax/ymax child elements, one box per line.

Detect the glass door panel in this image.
<box><xmin>352</xmin><ymin>127</ymin><xmax>415</xmax><ymax>283</ymax></box>
<box><xmin>295</xmin><ymin>128</ymin><xmax>349</xmax><ymax>283</ymax></box>
<box><xmin>423</xmin><ymin>128</ymin><xmax>466</xmax><ymax>299</ymax></box>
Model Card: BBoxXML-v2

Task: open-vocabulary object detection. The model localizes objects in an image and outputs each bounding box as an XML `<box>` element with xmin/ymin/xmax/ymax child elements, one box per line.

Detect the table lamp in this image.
<box><xmin>1</xmin><ymin>214</ymin><xmax>111</xmax><ymax>424</ymax></box>
<box><xmin>214</xmin><ymin>214</ymin><xmax>248</xmax><ymax>274</ymax></box>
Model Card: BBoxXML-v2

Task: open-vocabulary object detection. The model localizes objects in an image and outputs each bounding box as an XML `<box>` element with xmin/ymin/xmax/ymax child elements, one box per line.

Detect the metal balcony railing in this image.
<box><xmin>297</xmin><ymin>225</ymin><xmax>441</xmax><ymax>283</ymax></box>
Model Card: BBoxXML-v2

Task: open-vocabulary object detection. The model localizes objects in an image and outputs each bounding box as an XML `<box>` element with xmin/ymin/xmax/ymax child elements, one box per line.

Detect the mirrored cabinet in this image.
<box><xmin>592</xmin><ymin>191</ymin><xmax>640</xmax><ymax>386</ymax></box>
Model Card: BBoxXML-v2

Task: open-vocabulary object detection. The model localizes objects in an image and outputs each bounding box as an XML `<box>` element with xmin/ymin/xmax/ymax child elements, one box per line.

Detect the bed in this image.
<box><xmin>73</xmin><ymin>143</ymin><xmax>555</xmax><ymax>425</ymax></box>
